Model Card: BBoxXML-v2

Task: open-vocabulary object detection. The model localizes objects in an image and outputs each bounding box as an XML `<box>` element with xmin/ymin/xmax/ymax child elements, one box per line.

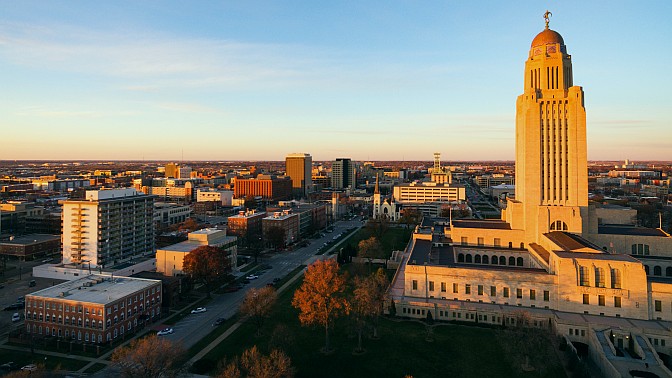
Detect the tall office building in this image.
<box><xmin>62</xmin><ymin>188</ymin><xmax>155</xmax><ymax>268</ymax></box>
<box><xmin>331</xmin><ymin>158</ymin><xmax>355</xmax><ymax>189</ymax></box>
<box><xmin>165</xmin><ymin>163</ymin><xmax>178</xmax><ymax>178</ymax></box>
<box><xmin>285</xmin><ymin>153</ymin><xmax>312</xmax><ymax>198</ymax></box>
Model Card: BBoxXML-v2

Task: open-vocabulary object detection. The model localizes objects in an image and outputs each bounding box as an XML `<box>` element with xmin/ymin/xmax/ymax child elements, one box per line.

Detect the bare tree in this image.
<box><xmin>111</xmin><ymin>335</ymin><xmax>185</xmax><ymax>378</ymax></box>
<box><xmin>240</xmin><ymin>286</ymin><xmax>278</xmax><ymax>336</ymax></box>
<box><xmin>218</xmin><ymin>346</ymin><xmax>294</xmax><ymax>378</ymax></box>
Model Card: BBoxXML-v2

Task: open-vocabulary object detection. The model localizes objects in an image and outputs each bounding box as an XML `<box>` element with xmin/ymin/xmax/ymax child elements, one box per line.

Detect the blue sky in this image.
<box><xmin>1</xmin><ymin>1</ymin><xmax>671</xmax><ymax>161</ymax></box>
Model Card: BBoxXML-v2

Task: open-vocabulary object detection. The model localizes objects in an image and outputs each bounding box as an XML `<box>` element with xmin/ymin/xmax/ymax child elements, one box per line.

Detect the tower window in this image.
<box><xmin>550</xmin><ymin>220</ymin><xmax>568</xmax><ymax>231</ymax></box>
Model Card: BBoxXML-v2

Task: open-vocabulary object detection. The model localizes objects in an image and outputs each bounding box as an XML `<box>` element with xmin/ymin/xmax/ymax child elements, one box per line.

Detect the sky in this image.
<box><xmin>1</xmin><ymin>1</ymin><xmax>671</xmax><ymax>162</ymax></box>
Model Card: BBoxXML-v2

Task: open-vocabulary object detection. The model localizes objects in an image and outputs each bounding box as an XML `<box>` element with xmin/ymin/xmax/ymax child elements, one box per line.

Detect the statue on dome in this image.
<box><xmin>544</xmin><ymin>10</ymin><xmax>552</xmax><ymax>29</ymax></box>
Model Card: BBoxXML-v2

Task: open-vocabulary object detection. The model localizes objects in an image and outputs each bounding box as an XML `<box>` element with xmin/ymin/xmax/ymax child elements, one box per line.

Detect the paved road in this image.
<box><xmin>162</xmin><ymin>219</ymin><xmax>363</xmax><ymax>349</ymax></box>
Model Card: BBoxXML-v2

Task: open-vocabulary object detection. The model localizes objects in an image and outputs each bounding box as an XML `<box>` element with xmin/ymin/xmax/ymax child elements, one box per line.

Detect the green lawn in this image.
<box><xmin>343</xmin><ymin>225</ymin><xmax>412</xmax><ymax>258</ymax></box>
<box><xmin>0</xmin><ymin>349</ymin><xmax>90</xmax><ymax>372</ymax></box>
<box><xmin>193</xmin><ymin>274</ymin><xmax>565</xmax><ymax>378</ymax></box>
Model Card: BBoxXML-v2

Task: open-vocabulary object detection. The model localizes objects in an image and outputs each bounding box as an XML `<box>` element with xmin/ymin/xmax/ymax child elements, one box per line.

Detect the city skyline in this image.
<box><xmin>1</xmin><ymin>2</ymin><xmax>671</xmax><ymax>161</ymax></box>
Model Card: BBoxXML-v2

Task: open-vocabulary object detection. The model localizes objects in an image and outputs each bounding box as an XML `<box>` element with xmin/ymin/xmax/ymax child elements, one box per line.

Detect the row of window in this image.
<box><xmin>581</xmin><ymin>294</ymin><xmax>621</xmax><ymax>308</ymax></box>
<box><xmin>578</xmin><ymin>266</ymin><xmax>622</xmax><ymax>289</ymax></box>
<box><xmin>457</xmin><ymin>254</ymin><xmax>524</xmax><ymax>267</ymax></box>
<box><xmin>644</xmin><ymin>265</ymin><xmax>672</xmax><ymax>277</ymax></box>
<box><xmin>413</xmin><ymin>281</ymin><xmax>551</xmax><ymax>302</ymax></box>
<box><xmin>460</xmin><ymin>237</ymin><xmax>525</xmax><ymax>249</ymax></box>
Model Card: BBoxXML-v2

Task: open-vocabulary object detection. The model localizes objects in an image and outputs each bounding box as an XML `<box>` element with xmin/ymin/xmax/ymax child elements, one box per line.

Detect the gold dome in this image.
<box><xmin>531</xmin><ymin>28</ymin><xmax>564</xmax><ymax>48</ymax></box>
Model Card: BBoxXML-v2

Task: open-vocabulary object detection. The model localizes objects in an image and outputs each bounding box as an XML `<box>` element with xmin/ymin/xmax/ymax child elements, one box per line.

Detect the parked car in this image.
<box><xmin>3</xmin><ymin>303</ymin><xmax>24</xmax><ymax>311</ymax></box>
<box><xmin>272</xmin><ymin>278</ymin><xmax>281</xmax><ymax>283</ymax></box>
<box><xmin>245</xmin><ymin>275</ymin><xmax>259</xmax><ymax>280</ymax></box>
<box><xmin>191</xmin><ymin>307</ymin><xmax>207</xmax><ymax>314</ymax></box>
<box><xmin>21</xmin><ymin>364</ymin><xmax>37</xmax><ymax>372</ymax></box>
<box><xmin>11</xmin><ymin>313</ymin><xmax>20</xmax><ymax>322</ymax></box>
<box><xmin>0</xmin><ymin>362</ymin><xmax>17</xmax><ymax>371</ymax></box>
<box><xmin>157</xmin><ymin>328</ymin><xmax>174</xmax><ymax>336</ymax></box>
<box><xmin>212</xmin><ymin>317</ymin><xmax>227</xmax><ymax>326</ymax></box>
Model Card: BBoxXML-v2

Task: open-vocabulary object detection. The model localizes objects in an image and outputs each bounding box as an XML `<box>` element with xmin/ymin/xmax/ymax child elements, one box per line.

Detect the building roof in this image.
<box><xmin>554</xmin><ymin>251</ymin><xmax>639</xmax><ymax>262</ymax></box>
<box><xmin>27</xmin><ymin>274</ymin><xmax>160</xmax><ymax>305</ymax></box>
<box><xmin>451</xmin><ymin>219</ymin><xmax>512</xmax><ymax>230</ymax></box>
<box><xmin>544</xmin><ymin>231</ymin><xmax>599</xmax><ymax>251</ymax></box>
<box><xmin>531</xmin><ymin>28</ymin><xmax>564</xmax><ymax>48</ymax></box>
<box><xmin>0</xmin><ymin>234</ymin><xmax>59</xmax><ymax>245</ymax></box>
<box><xmin>599</xmin><ymin>225</ymin><xmax>668</xmax><ymax>237</ymax></box>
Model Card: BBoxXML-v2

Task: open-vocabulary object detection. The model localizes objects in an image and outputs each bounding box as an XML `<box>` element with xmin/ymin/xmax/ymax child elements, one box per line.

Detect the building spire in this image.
<box><xmin>374</xmin><ymin>174</ymin><xmax>380</xmax><ymax>194</ymax></box>
<box><xmin>544</xmin><ymin>10</ymin><xmax>552</xmax><ymax>29</ymax></box>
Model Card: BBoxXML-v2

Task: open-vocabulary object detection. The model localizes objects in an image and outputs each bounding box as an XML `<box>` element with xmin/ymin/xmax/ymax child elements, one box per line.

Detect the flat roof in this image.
<box><xmin>451</xmin><ymin>219</ymin><xmax>511</xmax><ymax>230</ymax></box>
<box><xmin>158</xmin><ymin>240</ymin><xmax>203</xmax><ymax>253</ymax></box>
<box><xmin>599</xmin><ymin>225</ymin><xmax>668</xmax><ymax>237</ymax></box>
<box><xmin>554</xmin><ymin>251</ymin><xmax>639</xmax><ymax>262</ymax></box>
<box><xmin>0</xmin><ymin>234</ymin><xmax>59</xmax><ymax>245</ymax></box>
<box><xmin>27</xmin><ymin>274</ymin><xmax>160</xmax><ymax>305</ymax></box>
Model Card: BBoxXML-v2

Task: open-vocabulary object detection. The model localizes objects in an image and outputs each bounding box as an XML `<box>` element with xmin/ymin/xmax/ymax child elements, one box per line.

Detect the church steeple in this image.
<box><xmin>374</xmin><ymin>174</ymin><xmax>380</xmax><ymax>194</ymax></box>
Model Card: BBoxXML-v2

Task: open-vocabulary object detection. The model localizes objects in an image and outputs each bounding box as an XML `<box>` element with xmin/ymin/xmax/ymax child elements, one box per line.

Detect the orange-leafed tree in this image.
<box><xmin>111</xmin><ymin>334</ymin><xmax>185</xmax><ymax>378</ymax></box>
<box><xmin>292</xmin><ymin>259</ymin><xmax>349</xmax><ymax>353</ymax></box>
<box><xmin>240</xmin><ymin>286</ymin><xmax>278</xmax><ymax>336</ymax></box>
<box><xmin>183</xmin><ymin>245</ymin><xmax>232</xmax><ymax>296</ymax></box>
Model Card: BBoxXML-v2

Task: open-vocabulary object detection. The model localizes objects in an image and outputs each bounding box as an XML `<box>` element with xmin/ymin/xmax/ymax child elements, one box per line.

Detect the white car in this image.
<box><xmin>21</xmin><ymin>364</ymin><xmax>37</xmax><ymax>372</ymax></box>
<box><xmin>191</xmin><ymin>307</ymin><xmax>207</xmax><ymax>314</ymax></box>
<box><xmin>11</xmin><ymin>313</ymin><xmax>20</xmax><ymax>322</ymax></box>
<box><xmin>245</xmin><ymin>275</ymin><xmax>259</xmax><ymax>280</ymax></box>
<box><xmin>157</xmin><ymin>328</ymin><xmax>174</xmax><ymax>336</ymax></box>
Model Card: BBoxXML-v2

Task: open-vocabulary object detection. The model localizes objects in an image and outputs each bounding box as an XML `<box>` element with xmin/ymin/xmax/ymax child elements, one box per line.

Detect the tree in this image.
<box><xmin>292</xmin><ymin>259</ymin><xmax>349</xmax><ymax>353</ymax></box>
<box><xmin>399</xmin><ymin>208</ymin><xmax>422</xmax><ymax>229</ymax></box>
<box><xmin>358</xmin><ymin>237</ymin><xmax>384</xmax><ymax>269</ymax></box>
<box><xmin>177</xmin><ymin>218</ymin><xmax>201</xmax><ymax>233</ymax></box>
<box><xmin>240</xmin><ymin>286</ymin><xmax>278</xmax><ymax>336</ymax></box>
<box><xmin>497</xmin><ymin>311</ymin><xmax>556</xmax><ymax>375</ymax></box>
<box><xmin>183</xmin><ymin>245</ymin><xmax>232</xmax><ymax>297</ymax></box>
<box><xmin>111</xmin><ymin>335</ymin><xmax>185</xmax><ymax>378</ymax></box>
<box><xmin>349</xmin><ymin>269</ymin><xmax>389</xmax><ymax>352</ymax></box>
<box><xmin>266</xmin><ymin>226</ymin><xmax>285</xmax><ymax>250</ymax></box>
<box><xmin>218</xmin><ymin>346</ymin><xmax>294</xmax><ymax>378</ymax></box>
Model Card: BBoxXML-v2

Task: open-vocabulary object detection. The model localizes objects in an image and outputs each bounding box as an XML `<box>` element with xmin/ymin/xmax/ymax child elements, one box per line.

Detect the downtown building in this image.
<box><xmin>285</xmin><ymin>153</ymin><xmax>312</xmax><ymax>198</ymax></box>
<box><xmin>331</xmin><ymin>158</ymin><xmax>356</xmax><ymax>190</ymax></box>
<box><xmin>62</xmin><ymin>188</ymin><xmax>155</xmax><ymax>268</ymax></box>
<box><xmin>390</xmin><ymin>16</ymin><xmax>672</xmax><ymax>375</ymax></box>
<box><xmin>234</xmin><ymin>175</ymin><xmax>292</xmax><ymax>201</ymax></box>
<box><xmin>24</xmin><ymin>274</ymin><xmax>162</xmax><ymax>344</ymax></box>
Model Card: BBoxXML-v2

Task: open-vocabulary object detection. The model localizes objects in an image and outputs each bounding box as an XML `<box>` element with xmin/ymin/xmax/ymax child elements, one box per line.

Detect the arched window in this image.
<box><xmin>457</xmin><ymin>253</ymin><xmax>464</xmax><ymax>263</ymax></box>
<box><xmin>491</xmin><ymin>256</ymin><xmax>498</xmax><ymax>265</ymax></box>
<box><xmin>508</xmin><ymin>242</ymin><xmax>513</xmax><ymax>248</ymax></box>
<box><xmin>475</xmin><ymin>255</ymin><xmax>481</xmax><ymax>264</ymax></box>
<box><xmin>594</xmin><ymin>267</ymin><xmax>605</xmax><ymax>287</ymax></box>
<box><xmin>666</xmin><ymin>267</ymin><xmax>672</xmax><ymax>277</ymax></box>
<box><xmin>550</xmin><ymin>220</ymin><xmax>568</xmax><ymax>231</ymax></box>
<box><xmin>645</xmin><ymin>265</ymin><xmax>650</xmax><ymax>275</ymax></box>
<box><xmin>482</xmin><ymin>255</ymin><xmax>489</xmax><ymax>264</ymax></box>
<box><xmin>499</xmin><ymin>256</ymin><xmax>506</xmax><ymax>265</ymax></box>
<box><xmin>654</xmin><ymin>266</ymin><xmax>662</xmax><ymax>276</ymax></box>
<box><xmin>466</xmin><ymin>254</ymin><xmax>473</xmax><ymax>263</ymax></box>
<box><xmin>508</xmin><ymin>257</ymin><xmax>515</xmax><ymax>266</ymax></box>
<box><xmin>516</xmin><ymin>257</ymin><xmax>524</xmax><ymax>267</ymax></box>
<box><xmin>579</xmin><ymin>266</ymin><xmax>589</xmax><ymax>286</ymax></box>
<box><xmin>611</xmin><ymin>268</ymin><xmax>622</xmax><ymax>289</ymax></box>
<box><xmin>520</xmin><ymin>243</ymin><xmax>524</xmax><ymax>249</ymax></box>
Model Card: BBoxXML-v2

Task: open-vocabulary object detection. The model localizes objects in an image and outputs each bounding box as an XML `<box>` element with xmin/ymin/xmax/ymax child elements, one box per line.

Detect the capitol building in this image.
<box><xmin>390</xmin><ymin>14</ymin><xmax>672</xmax><ymax>376</ymax></box>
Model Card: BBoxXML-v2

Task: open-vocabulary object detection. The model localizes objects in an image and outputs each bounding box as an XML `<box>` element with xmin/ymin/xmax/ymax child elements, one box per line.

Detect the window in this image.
<box><xmin>530</xmin><ymin>290</ymin><xmax>536</xmax><ymax>301</ymax></box>
<box><xmin>509</xmin><ymin>257</ymin><xmax>515</xmax><ymax>266</ymax></box>
<box><xmin>429</xmin><ymin>281</ymin><xmax>434</xmax><ymax>291</ymax></box>
<box><xmin>544</xmin><ymin>290</ymin><xmax>550</xmax><ymax>301</ymax></box>
<box><xmin>441</xmin><ymin>282</ymin><xmax>446</xmax><ymax>292</ymax></box>
<box><xmin>412</xmin><ymin>280</ymin><xmax>417</xmax><ymax>290</ymax></box>
<box><xmin>494</xmin><ymin>238</ymin><xmax>501</xmax><ymax>247</ymax></box>
<box><xmin>667</xmin><ymin>267</ymin><xmax>672</xmax><ymax>277</ymax></box>
<box><xmin>632</xmin><ymin>244</ymin><xmax>650</xmax><ymax>255</ymax></box>
<box><xmin>465</xmin><ymin>254</ymin><xmax>472</xmax><ymax>263</ymax></box>
<box><xmin>491</xmin><ymin>286</ymin><xmax>496</xmax><ymax>296</ymax></box>
<box><xmin>583</xmin><ymin>294</ymin><xmax>589</xmax><ymax>305</ymax></box>
<box><xmin>483</xmin><ymin>255</ymin><xmax>489</xmax><ymax>264</ymax></box>
<box><xmin>610</xmin><ymin>268</ymin><xmax>622</xmax><ymax>289</ymax></box>
<box><xmin>655</xmin><ymin>300</ymin><xmax>662</xmax><ymax>312</ymax></box>
<box><xmin>517</xmin><ymin>257</ymin><xmax>524</xmax><ymax>267</ymax></box>
<box><xmin>457</xmin><ymin>253</ymin><xmax>465</xmax><ymax>262</ymax></box>
<box><xmin>598</xmin><ymin>295</ymin><xmax>605</xmax><ymax>306</ymax></box>
<box><xmin>503</xmin><ymin>288</ymin><xmax>509</xmax><ymax>298</ymax></box>
<box><xmin>461</xmin><ymin>237</ymin><xmax>467</xmax><ymax>245</ymax></box>
<box><xmin>453</xmin><ymin>283</ymin><xmax>458</xmax><ymax>293</ymax></box>
<box><xmin>475</xmin><ymin>255</ymin><xmax>481</xmax><ymax>264</ymax></box>
<box><xmin>478</xmin><ymin>285</ymin><xmax>483</xmax><ymax>295</ymax></box>
<box><xmin>579</xmin><ymin>266</ymin><xmax>589</xmax><ymax>286</ymax></box>
<box><xmin>550</xmin><ymin>220</ymin><xmax>568</xmax><ymax>231</ymax></box>
<box><xmin>499</xmin><ymin>256</ymin><xmax>506</xmax><ymax>265</ymax></box>
<box><xmin>516</xmin><ymin>288</ymin><xmax>522</xmax><ymax>299</ymax></box>
<box><xmin>477</xmin><ymin>237</ymin><xmax>484</xmax><ymax>246</ymax></box>
<box><xmin>614</xmin><ymin>297</ymin><xmax>621</xmax><ymax>308</ymax></box>
<box><xmin>465</xmin><ymin>284</ymin><xmax>471</xmax><ymax>294</ymax></box>
<box><xmin>491</xmin><ymin>256</ymin><xmax>498</xmax><ymax>265</ymax></box>
<box><xmin>595</xmin><ymin>267</ymin><xmax>605</xmax><ymax>288</ymax></box>
<box><xmin>654</xmin><ymin>266</ymin><xmax>662</xmax><ymax>276</ymax></box>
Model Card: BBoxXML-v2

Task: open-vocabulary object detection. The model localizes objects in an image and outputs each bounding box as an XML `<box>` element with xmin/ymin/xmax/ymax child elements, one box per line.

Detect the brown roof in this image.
<box><xmin>544</xmin><ymin>231</ymin><xmax>600</xmax><ymax>252</ymax></box>
<box><xmin>451</xmin><ymin>220</ymin><xmax>511</xmax><ymax>230</ymax></box>
<box><xmin>529</xmin><ymin>243</ymin><xmax>551</xmax><ymax>264</ymax></box>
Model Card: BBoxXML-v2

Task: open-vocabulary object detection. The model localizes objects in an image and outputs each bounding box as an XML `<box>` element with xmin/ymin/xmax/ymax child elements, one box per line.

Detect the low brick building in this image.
<box><xmin>0</xmin><ymin>234</ymin><xmax>60</xmax><ymax>261</ymax></box>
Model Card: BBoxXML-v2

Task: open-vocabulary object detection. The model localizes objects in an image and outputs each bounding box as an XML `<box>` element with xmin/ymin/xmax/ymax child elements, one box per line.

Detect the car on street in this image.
<box><xmin>0</xmin><ymin>362</ymin><xmax>17</xmax><ymax>372</ymax></box>
<box><xmin>21</xmin><ymin>364</ymin><xmax>37</xmax><ymax>372</ymax></box>
<box><xmin>11</xmin><ymin>313</ymin><xmax>20</xmax><ymax>322</ymax></box>
<box><xmin>3</xmin><ymin>303</ymin><xmax>24</xmax><ymax>311</ymax></box>
<box><xmin>191</xmin><ymin>307</ymin><xmax>207</xmax><ymax>314</ymax></box>
<box><xmin>157</xmin><ymin>328</ymin><xmax>174</xmax><ymax>336</ymax></box>
<box><xmin>245</xmin><ymin>274</ymin><xmax>259</xmax><ymax>280</ymax></box>
<box><xmin>212</xmin><ymin>317</ymin><xmax>227</xmax><ymax>326</ymax></box>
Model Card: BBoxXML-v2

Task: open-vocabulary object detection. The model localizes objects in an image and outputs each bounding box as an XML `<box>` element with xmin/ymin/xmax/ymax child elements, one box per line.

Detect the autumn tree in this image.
<box><xmin>292</xmin><ymin>259</ymin><xmax>349</xmax><ymax>353</ymax></box>
<box><xmin>399</xmin><ymin>208</ymin><xmax>422</xmax><ymax>229</ymax></box>
<box><xmin>351</xmin><ymin>268</ymin><xmax>389</xmax><ymax>347</ymax></box>
<box><xmin>177</xmin><ymin>217</ymin><xmax>201</xmax><ymax>233</ymax></box>
<box><xmin>358</xmin><ymin>236</ymin><xmax>384</xmax><ymax>269</ymax></box>
<box><xmin>111</xmin><ymin>334</ymin><xmax>185</xmax><ymax>378</ymax></box>
<box><xmin>240</xmin><ymin>286</ymin><xmax>278</xmax><ymax>336</ymax></box>
<box><xmin>183</xmin><ymin>245</ymin><xmax>232</xmax><ymax>297</ymax></box>
<box><xmin>218</xmin><ymin>346</ymin><xmax>294</xmax><ymax>378</ymax></box>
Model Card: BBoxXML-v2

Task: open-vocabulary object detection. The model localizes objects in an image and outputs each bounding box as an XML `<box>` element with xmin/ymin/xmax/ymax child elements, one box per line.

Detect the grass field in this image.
<box><xmin>0</xmin><ymin>349</ymin><xmax>90</xmax><ymax>372</ymax></box>
<box><xmin>192</xmin><ymin>274</ymin><xmax>565</xmax><ymax>378</ymax></box>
